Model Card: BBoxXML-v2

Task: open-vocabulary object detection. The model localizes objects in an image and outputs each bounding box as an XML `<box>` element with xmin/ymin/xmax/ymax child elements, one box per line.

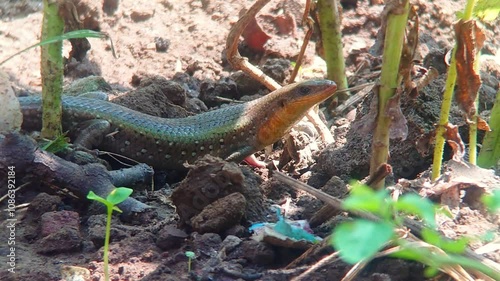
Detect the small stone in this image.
<box><xmin>130</xmin><ymin>9</ymin><xmax>155</xmax><ymax>22</ymax></box>
<box><xmin>154</xmin><ymin>37</ymin><xmax>170</xmax><ymax>53</ymax></box>
<box><xmin>240</xmin><ymin>240</ymin><xmax>275</xmax><ymax>265</ymax></box>
<box><xmin>27</xmin><ymin>193</ymin><xmax>61</xmax><ymax>217</ymax></box>
<box><xmin>37</xmin><ymin>227</ymin><xmax>83</xmax><ymax>254</ymax></box>
<box><xmin>191</xmin><ymin>193</ymin><xmax>246</xmax><ymax>234</ymax></box>
<box><xmin>40</xmin><ymin>211</ymin><xmax>80</xmax><ymax>237</ymax></box>
<box><xmin>156</xmin><ymin>225</ymin><xmax>188</xmax><ymax>250</ymax></box>
<box><xmin>192</xmin><ymin>232</ymin><xmax>222</xmax><ymax>253</ymax></box>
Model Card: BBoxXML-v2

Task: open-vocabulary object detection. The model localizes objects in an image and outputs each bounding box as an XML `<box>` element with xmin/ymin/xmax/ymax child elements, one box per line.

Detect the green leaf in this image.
<box><xmin>481</xmin><ymin>189</ymin><xmax>500</xmax><ymax>212</ymax></box>
<box><xmin>106</xmin><ymin>187</ymin><xmax>133</xmax><ymax>205</ymax></box>
<box><xmin>1</xmin><ymin>30</ymin><xmax>114</xmax><ymax>66</ymax></box>
<box><xmin>87</xmin><ymin>191</ymin><xmax>108</xmax><ymax>205</ymax></box>
<box><xmin>423</xmin><ymin>266</ymin><xmax>440</xmax><ymax>278</ymax></box>
<box><xmin>331</xmin><ymin>220</ymin><xmax>394</xmax><ymax>264</ymax></box>
<box><xmin>390</xmin><ymin>248</ymin><xmax>424</xmax><ymax>261</ymax></box>
<box><xmin>41</xmin><ymin>133</ymin><xmax>69</xmax><ymax>153</ymax></box>
<box><xmin>112</xmin><ymin>206</ymin><xmax>123</xmax><ymax>213</ymax></box>
<box><xmin>421</xmin><ymin>228</ymin><xmax>468</xmax><ymax>254</ymax></box>
<box><xmin>343</xmin><ymin>183</ymin><xmax>390</xmax><ymax>215</ymax></box>
<box><xmin>394</xmin><ymin>194</ymin><xmax>436</xmax><ymax>228</ymax></box>
<box><xmin>474</xmin><ymin>0</ymin><xmax>500</xmax><ymax>21</ymax></box>
<box><xmin>185</xmin><ymin>251</ymin><xmax>196</xmax><ymax>259</ymax></box>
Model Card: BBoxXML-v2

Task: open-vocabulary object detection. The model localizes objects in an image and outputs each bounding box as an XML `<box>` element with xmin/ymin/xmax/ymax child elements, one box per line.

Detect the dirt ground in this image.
<box><xmin>0</xmin><ymin>0</ymin><xmax>500</xmax><ymax>280</ymax></box>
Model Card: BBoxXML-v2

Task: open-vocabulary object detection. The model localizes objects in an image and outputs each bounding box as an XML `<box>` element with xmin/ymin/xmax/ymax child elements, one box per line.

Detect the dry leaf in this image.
<box><xmin>262</xmin><ymin>12</ymin><xmax>297</xmax><ymax>35</ymax></box>
<box><xmin>454</xmin><ymin>20</ymin><xmax>486</xmax><ymax>118</ymax></box>
<box><xmin>444</xmin><ymin>123</ymin><xmax>466</xmax><ymax>161</ymax></box>
<box><xmin>386</xmin><ymin>91</ymin><xmax>408</xmax><ymax>140</ymax></box>
<box><xmin>476</xmin><ymin>116</ymin><xmax>491</xmax><ymax>131</ymax></box>
<box><xmin>352</xmin><ymin>86</ymin><xmax>379</xmax><ymax>135</ymax></box>
<box><xmin>241</xmin><ymin>14</ymin><xmax>271</xmax><ymax>52</ymax></box>
<box><xmin>400</xmin><ymin>6</ymin><xmax>419</xmax><ymax>95</ymax></box>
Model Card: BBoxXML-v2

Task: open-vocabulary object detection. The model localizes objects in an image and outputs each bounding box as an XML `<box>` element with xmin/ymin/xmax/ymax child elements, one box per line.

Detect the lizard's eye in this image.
<box><xmin>298</xmin><ymin>86</ymin><xmax>311</xmax><ymax>95</ymax></box>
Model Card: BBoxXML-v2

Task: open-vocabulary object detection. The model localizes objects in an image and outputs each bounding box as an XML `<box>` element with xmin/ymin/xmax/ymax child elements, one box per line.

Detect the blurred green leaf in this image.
<box><xmin>423</xmin><ymin>266</ymin><xmax>440</xmax><ymax>278</ymax></box>
<box><xmin>41</xmin><ymin>133</ymin><xmax>69</xmax><ymax>153</ymax></box>
<box><xmin>1</xmin><ymin>30</ymin><xmax>114</xmax><ymax>65</ymax></box>
<box><xmin>343</xmin><ymin>183</ymin><xmax>390</xmax><ymax>216</ymax></box>
<box><xmin>474</xmin><ymin>0</ymin><xmax>500</xmax><ymax>21</ymax></box>
<box><xmin>331</xmin><ymin>220</ymin><xmax>394</xmax><ymax>264</ymax></box>
<box><xmin>481</xmin><ymin>189</ymin><xmax>500</xmax><ymax>212</ymax></box>
<box><xmin>422</xmin><ymin>228</ymin><xmax>468</xmax><ymax>254</ymax></box>
<box><xmin>395</xmin><ymin>194</ymin><xmax>437</xmax><ymax>228</ymax></box>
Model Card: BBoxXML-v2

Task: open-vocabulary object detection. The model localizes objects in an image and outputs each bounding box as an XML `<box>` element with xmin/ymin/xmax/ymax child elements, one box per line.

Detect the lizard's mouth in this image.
<box><xmin>257</xmin><ymin>81</ymin><xmax>337</xmax><ymax>146</ymax></box>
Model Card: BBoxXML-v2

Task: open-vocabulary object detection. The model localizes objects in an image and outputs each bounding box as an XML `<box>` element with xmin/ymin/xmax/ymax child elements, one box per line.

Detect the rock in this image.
<box><xmin>27</xmin><ymin>193</ymin><xmax>61</xmax><ymax>218</ymax></box>
<box><xmin>103</xmin><ymin>0</ymin><xmax>120</xmax><ymax>15</ymax></box>
<box><xmin>37</xmin><ymin>227</ymin><xmax>83</xmax><ymax>254</ymax></box>
<box><xmin>192</xmin><ymin>232</ymin><xmax>222</xmax><ymax>254</ymax></box>
<box><xmin>40</xmin><ymin>211</ymin><xmax>80</xmax><ymax>237</ymax></box>
<box><xmin>63</xmin><ymin>76</ymin><xmax>112</xmax><ymax>96</ymax></box>
<box><xmin>239</xmin><ymin>240</ymin><xmax>275</xmax><ymax>265</ymax></box>
<box><xmin>130</xmin><ymin>8</ymin><xmax>155</xmax><ymax>22</ymax></box>
<box><xmin>191</xmin><ymin>192</ymin><xmax>246</xmax><ymax>234</ymax></box>
<box><xmin>156</xmin><ymin>225</ymin><xmax>188</xmax><ymax>250</ymax></box>
<box><xmin>171</xmin><ymin>155</ymin><xmax>265</xmax><ymax>227</ymax></box>
<box><xmin>154</xmin><ymin>37</ymin><xmax>170</xmax><ymax>53</ymax></box>
<box><xmin>220</xmin><ymin>235</ymin><xmax>242</xmax><ymax>254</ymax></box>
<box><xmin>199</xmin><ymin>78</ymin><xmax>239</xmax><ymax>107</ymax></box>
<box><xmin>0</xmin><ymin>70</ymin><xmax>22</xmax><ymax>132</ymax></box>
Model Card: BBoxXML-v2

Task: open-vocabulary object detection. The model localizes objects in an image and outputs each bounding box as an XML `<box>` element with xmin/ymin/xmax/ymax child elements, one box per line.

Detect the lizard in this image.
<box><xmin>18</xmin><ymin>79</ymin><xmax>337</xmax><ymax>170</ymax></box>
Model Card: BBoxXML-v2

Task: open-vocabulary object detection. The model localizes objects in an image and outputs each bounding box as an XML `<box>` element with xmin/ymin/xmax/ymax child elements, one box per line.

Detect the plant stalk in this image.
<box><xmin>104</xmin><ymin>207</ymin><xmax>112</xmax><ymax>281</ymax></box>
<box><xmin>478</xmin><ymin>89</ymin><xmax>500</xmax><ymax>168</ymax></box>
<box><xmin>431</xmin><ymin>0</ymin><xmax>477</xmax><ymax>179</ymax></box>
<box><xmin>369</xmin><ymin>0</ymin><xmax>410</xmax><ymax>189</ymax></box>
<box><xmin>40</xmin><ymin>0</ymin><xmax>64</xmax><ymax>138</ymax></box>
<box><xmin>317</xmin><ymin>0</ymin><xmax>349</xmax><ymax>102</ymax></box>
<box><xmin>431</xmin><ymin>50</ymin><xmax>457</xmax><ymax>180</ymax></box>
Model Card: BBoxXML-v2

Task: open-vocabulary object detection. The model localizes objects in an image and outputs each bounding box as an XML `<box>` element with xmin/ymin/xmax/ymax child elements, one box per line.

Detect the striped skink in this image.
<box><xmin>19</xmin><ymin>80</ymin><xmax>337</xmax><ymax>169</ymax></box>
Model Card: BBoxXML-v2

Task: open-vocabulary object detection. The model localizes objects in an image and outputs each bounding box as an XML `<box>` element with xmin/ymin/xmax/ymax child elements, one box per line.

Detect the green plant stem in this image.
<box><xmin>41</xmin><ymin>0</ymin><xmax>64</xmax><ymax>138</ymax></box>
<box><xmin>317</xmin><ymin>0</ymin><xmax>349</xmax><ymax>102</ymax></box>
<box><xmin>469</xmin><ymin>98</ymin><xmax>479</xmax><ymax>164</ymax></box>
<box><xmin>478</xmin><ymin>89</ymin><xmax>500</xmax><ymax>167</ymax></box>
<box><xmin>463</xmin><ymin>0</ymin><xmax>476</xmax><ymax>19</ymax></box>
<box><xmin>104</xmin><ymin>206</ymin><xmax>112</xmax><ymax>281</ymax></box>
<box><xmin>369</xmin><ymin>0</ymin><xmax>410</xmax><ymax>189</ymax></box>
<box><xmin>469</xmin><ymin>48</ymin><xmax>481</xmax><ymax>164</ymax></box>
<box><xmin>431</xmin><ymin>0</ymin><xmax>476</xmax><ymax>179</ymax></box>
<box><xmin>431</xmin><ymin>51</ymin><xmax>457</xmax><ymax>180</ymax></box>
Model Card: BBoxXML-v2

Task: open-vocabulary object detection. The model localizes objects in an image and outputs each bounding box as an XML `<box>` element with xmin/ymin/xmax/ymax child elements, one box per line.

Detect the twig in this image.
<box><xmin>291</xmin><ymin>252</ymin><xmax>340</xmax><ymax>281</ymax></box>
<box><xmin>225</xmin><ymin>0</ymin><xmax>334</xmax><ymax>144</ymax></box>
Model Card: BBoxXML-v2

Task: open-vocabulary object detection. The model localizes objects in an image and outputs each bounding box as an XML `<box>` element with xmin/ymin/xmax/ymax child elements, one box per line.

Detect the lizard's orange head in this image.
<box><xmin>257</xmin><ymin>80</ymin><xmax>337</xmax><ymax>146</ymax></box>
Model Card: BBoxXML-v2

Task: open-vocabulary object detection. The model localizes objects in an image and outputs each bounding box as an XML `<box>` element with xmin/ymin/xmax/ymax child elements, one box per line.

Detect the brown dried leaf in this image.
<box><xmin>269</xmin><ymin>12</ymin><xmax>296</xmax><ymax>36</ymax></box>
<box><xmin>369</xmin><ymin>0</ymin><xmax>408</xmax><ymax>55</ymax></box>
<box><xmin>454</xmin><ymin>20</ymin><xmax>486</xmax><ymax>118</ymax></box>
<box><xmin>477</xmin><ymin>116</ymin><xmax>491</xmax><ymax>131</ymax></box>
<box><xmin>416</xmin><ymin>67</ymin><xmax>439</xmax><ymax>91</ymax></box>
<box><xmin>421</xmin><ymin>159</ymin><xmax>499</xmax><ymax>209</ymax></box>
<box><xmin>351</xmin><ymin>86</ymin><xmax>379</xmax><ymax>135</ymax></box>
<box><xmin>241</xmin><ymin>14</ymin><xmax>272</xmax><ymax>52</ymax></box>
<box><xmin>444</xmin><ymin>123</ymin><xmax>466</xmax><ymax>161</ymax></box>
<box><xmin>386</xmin><ymin>91</ymin><xmax>408</xmax><ymax>140</ymax></box>
<box><xmin>400</xmin><ymin>6</ymin><xmax>419</xmax><ymax>94</ymax></box>
<box><xmin>416</xmin><ymin>130</ymin><xmax>435</xmax><ymax>156</ymax></box>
